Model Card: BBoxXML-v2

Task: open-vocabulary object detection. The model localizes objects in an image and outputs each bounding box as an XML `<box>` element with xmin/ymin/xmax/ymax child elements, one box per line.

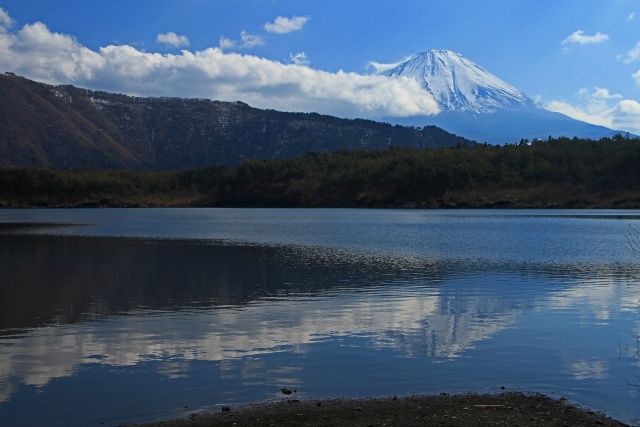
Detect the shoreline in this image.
<box><xmin>134</xmin><ymin>392</ymin><xmax>633</xmax><ymax>426</ymax></box>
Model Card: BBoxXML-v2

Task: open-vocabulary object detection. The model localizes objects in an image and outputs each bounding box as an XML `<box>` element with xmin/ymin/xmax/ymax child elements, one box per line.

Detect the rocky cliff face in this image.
<box><xmin>0</xmin><ymin>74</ymin><xmax>471</xmax><ymax>170</ymax></box>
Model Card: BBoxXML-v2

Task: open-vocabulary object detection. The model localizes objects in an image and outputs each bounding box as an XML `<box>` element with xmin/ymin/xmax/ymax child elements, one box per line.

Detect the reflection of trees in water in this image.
<box><xmin>2</xmin><ymin>232</ymin><xmax>639</xmax><ymax>334</ymax></box>
<box><xmin>629</xmin><ymin>225</ymin><xmax>640</xmax><ymax>254</ymax></box>
<box><xmin>0</xmin><ymin>233</ymin><xmax>448</xmax><ymax>331</ymax></box>
<box><xmin>2</xmin><ymin>231</ymin><xmax>640</xmax><ymax>412</ymax></box>
<box><xmin>624</xmin><ymin>225</ymin><xmax>640</xmax><ymax>397</ymax></box>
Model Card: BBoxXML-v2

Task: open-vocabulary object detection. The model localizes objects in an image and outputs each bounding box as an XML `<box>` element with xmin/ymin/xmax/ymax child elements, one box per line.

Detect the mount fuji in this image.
<box><xmin>381</xmin><ymin>49</ymin><xmax>625</xmax><ymax>143</ymax></box>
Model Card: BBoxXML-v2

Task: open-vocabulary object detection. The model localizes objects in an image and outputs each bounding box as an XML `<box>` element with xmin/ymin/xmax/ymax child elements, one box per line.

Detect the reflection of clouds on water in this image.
<box><xmin>157</xmin><ymin>360</ymin><xmax>191</xmax><ymax>379</ymax></box>
<box><xmin>1</xmin><ymin>267</ymin><xmax>638</xmax><ymax>405</ymax></box>
<box><xmin>570</xmin><ymin>360</ymin><xmax>608</xmax><ymax>380</ymax></box>
<box><xmin>0</xmin><ymin>282</ymin><xmax>524</xmax><ymax>401</ymax></box>
<box><xmin>0</xmin><ymin>378</ymin><xmax>15</xmax><ymax>405</ymax></box>
<box><xmin>546</xmin><ymin>274</ymin><xmax>637</xmax><ymax>322</ymax></box>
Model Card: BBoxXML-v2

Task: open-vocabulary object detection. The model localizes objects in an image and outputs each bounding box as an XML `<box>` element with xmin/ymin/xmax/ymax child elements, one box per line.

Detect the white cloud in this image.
<box><xmin>367</xmin><ymin>55</ymin><xmax>414</xmax><ymax>74</ymax></box>
<box><xmin>239</xmin><ymin>30</ymin><xmax>264</xmax><ymax>48</ymax></box>
<box><xmin>0</xmin><ymin>13</ymin><xmax>439</xmax><ymax>120</ymax></box>
<box><xmin>219</xmin><ymin>35</ymin><xmax>235</xmax><ymax>50</ymax></box>
<box><xmin>591</xmin><ymin>87</ymin><xmax>622</xmax><ymax>100</ymax></box>
<box><xmin>219</xmin><ymin>31</ymin><xmax>265</xmax><ymax>50</ymax></box>
<box><xmin>0</xmin><ymin>7</ymin><xmax>14</xmax><ymax>30</ymax></box>
<box><xmin>367</xmin><ymin>60</ymin><xmax>402</xmax><ymax>74</ymax></box>
<box><xmin>561</xmin><ymin>30</ymin><xmax>609</xmax><ymax>45</ymax></box>
<box><xmin>546</xmin><ymin>100</ymin><xmax>613</xmax><ymax>128</ymax></box>
<box><xmin>156</xmin><ymin>32</ymin><xmax>189</xmax><ymax>48</ymax></box>
<box><xmin>0</xmin><ymin>22</ymin><xmax>105</xmax><ymax>80</ymax></box>
<box><xmin>264</xmin><ymin>16</ymin><xmax>309</xmax><ymax>34</ymax></box>
<box><xmin>618</xmin><ymin>41</ymin><xmax>640</xmax><ymax>64</ymax></box>
<box><xmin>546</xmin><ymin>87</ymin><xmax>640</xmax><ymax>134</ymax></box>
<box><xmin>629</xmin><ymin>12</ymin><xmax>636</xmax><ymax>21</ymax></box>
<box><xmin>289</xmin><ymin>52</ymin><xmax>310</xmax><ymax>66</ymax></box>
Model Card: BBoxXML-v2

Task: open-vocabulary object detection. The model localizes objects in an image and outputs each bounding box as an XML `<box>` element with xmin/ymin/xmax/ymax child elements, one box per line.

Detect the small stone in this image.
<box><xmin>221</xmin><ymin>406</ymin><xmax>231</xmax><ymax>412</ymax></box>
<box><xmin>281</xmin><ymin>387</ymin><xmax>293</xmax><ymax>395</ymax></box>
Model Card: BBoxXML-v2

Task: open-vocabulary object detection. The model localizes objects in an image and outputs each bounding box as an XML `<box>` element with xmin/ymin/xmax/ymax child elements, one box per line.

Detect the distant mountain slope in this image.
<box><xmin>381</xmin><ymin>49</ymin><xmax>535</xmax><ymax>113</ymax></box>
<box><xmin>381</xmin><ymin>49</ymin><xmax>628</xmax><ymax>143</ymax></box>
<box><xmin>0</xmin><ymin>74</ymin><xmax>471</xmax><ymax>170</ymax></box>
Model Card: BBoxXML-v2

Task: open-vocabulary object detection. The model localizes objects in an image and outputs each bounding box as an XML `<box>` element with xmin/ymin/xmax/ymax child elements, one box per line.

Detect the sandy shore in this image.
<box><xmin>133</xmin><ymin>392</ymin><xmax>633</xmax><ymax>426</ymax></box>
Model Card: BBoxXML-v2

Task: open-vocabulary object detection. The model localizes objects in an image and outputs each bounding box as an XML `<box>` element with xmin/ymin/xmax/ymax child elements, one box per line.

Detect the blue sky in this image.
<box><xmin>1</xmin><ymin>0</ymin><xmax>639</xmax><ymax>133</ymax></box>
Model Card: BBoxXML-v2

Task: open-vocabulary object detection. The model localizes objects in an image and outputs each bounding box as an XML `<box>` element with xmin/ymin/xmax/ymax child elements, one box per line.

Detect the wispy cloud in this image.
<box><xmin>561</xmin><ymin>30</ymin><xmax>609</xmax><ymax>45</ymax></box>
<box><xmin>629</xmin><ymin>12</ymin><xmax>636</xmax><ymax>21</ymax></box>
<box><xmin>617</xmin><ymin>41</ymin><xmax>640</xmax><ymax>64</ymax></box>
<box><xmin>218</xmin><ymin>36</ymin><xmax>235</xmax><ymax>50</ymax></box>
<box><xmin>367</xmin><ymin>56</ymin><xmax>414</xmax><ymax>74</ymax></box>
<box><xmin>219</xmin><ymin>31</ymin><xmax>265</xmax><ymax>49</ymax></box>
<box><xmin>264</xmin><ymin>16</ymin><xmax>309</xmax><ymax>34</ymax></box>
<box><xmin>590</xmin><ymin>87</ymin><xmax>622</xmax><ymax>100</ymax></box>
<box><xmin>633</xmin><ymin>69</ymin><xmax>640</xmax><ymax>86</ymax></box>
<box><xmin>239</xmin><ymin>30</ymin><xmax>265</xmax><ymax>48</ymax></box>
<box><xmin>0</xmin><ymin>7</ymin><xmax>14</xmax><ymax>30</ymax></box>
<box><xmin>289</xmin><ymin>52</ymin><xmax>310</xmax><ymax>66</ymax></box>
<box><xmin>367</xmin><ymin>61</ymin><xmax>401</xmax><ymax>74</ymax></box>
<box><xmin>156</xmin><ymin>32</ymin><xmax>189</xmax><ymax>48</ymax></box>
<box><xmin>0</xmin><ymin>12</ymin><xmax>439</xmax><ymax>120</ymax></box>
<box><xmin>546</xmin><ymin>87</ymin><xmax>640</xmax><ymax>134</ymax></box>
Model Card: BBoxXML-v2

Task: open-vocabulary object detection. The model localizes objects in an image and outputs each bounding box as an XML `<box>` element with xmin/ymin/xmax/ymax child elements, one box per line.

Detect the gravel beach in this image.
<box><xmin>133</xmin><ymin>392</ymin><xmax>633</xmax><ymax>427</ymax></box>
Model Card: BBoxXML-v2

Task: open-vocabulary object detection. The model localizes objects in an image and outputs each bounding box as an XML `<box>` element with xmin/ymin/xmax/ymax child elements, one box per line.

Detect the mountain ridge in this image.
<box><xmin>0</xmin><ymin>73</ymin><xmax>471</xmax><ymax>171</ymax></box>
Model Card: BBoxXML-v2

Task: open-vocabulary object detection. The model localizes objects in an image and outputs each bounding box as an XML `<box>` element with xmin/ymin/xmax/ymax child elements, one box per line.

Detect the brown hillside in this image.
<box><xmin>0</xmin><ymin>74</ymin><xmax>472</xmax><ymax>170</ymax></box>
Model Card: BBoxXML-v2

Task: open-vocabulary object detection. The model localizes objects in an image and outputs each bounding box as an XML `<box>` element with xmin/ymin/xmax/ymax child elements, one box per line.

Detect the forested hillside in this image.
<box><xmin>0</xmin><ymin>74</ymin><xmax>470</xmax><ymax>170</ymax></box>
<box><xmin>1</xmin><ymin>135</ymin><xmax>638</xmax><ymax>208</ymax></box>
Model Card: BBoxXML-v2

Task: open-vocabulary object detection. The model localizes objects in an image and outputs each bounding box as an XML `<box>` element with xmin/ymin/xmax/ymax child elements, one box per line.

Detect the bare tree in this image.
<box><xmin>630</xmin><ymin>225</ymin><xmax>640</xmax><ymax>258</ymax></box>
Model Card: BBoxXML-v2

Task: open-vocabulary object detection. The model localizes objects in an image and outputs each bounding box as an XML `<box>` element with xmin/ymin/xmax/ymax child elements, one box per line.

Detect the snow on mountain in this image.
<box><xmin>380</xmin><ymin>49</ymin><xmax>535</xmax><ymax>113</ymax></box>
<box><xmin>380</xmin><ymin>49</ymin><xmax>628</xmax><ymax>143</ymax></box>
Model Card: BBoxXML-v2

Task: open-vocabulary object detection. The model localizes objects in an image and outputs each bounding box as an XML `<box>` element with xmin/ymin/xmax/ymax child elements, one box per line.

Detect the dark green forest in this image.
<box><xmin>1</xmin><ymin>134</ymin><xmax>639</xmax><ymax>208</ymax></box>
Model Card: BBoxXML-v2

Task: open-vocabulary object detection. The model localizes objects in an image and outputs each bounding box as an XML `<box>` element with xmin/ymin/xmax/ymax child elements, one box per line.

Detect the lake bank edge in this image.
<box><xmin>132</xmin><ymin>392</ymin><xmax>634</xmax><ymax>426</ymax></box>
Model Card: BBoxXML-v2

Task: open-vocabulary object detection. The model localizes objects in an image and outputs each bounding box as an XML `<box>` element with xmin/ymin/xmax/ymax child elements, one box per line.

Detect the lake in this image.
<box><xmin>1</xmin><ymin>208</ymin><xmax>640</xmax><ymax>426</ymax></box>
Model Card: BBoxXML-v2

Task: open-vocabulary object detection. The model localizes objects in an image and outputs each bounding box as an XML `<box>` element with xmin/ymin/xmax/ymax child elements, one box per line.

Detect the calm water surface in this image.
<box><xmin>1</xmin><ymin>208</ymin><xmax>640</xmax><ymax>426</ymax></box>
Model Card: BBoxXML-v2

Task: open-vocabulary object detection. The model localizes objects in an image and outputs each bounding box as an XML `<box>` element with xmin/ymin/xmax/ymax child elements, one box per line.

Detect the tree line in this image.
<box><xmin>1</xmin><ymin>134</ymin><xmax>639</xmax><ymax>208</ymax></box>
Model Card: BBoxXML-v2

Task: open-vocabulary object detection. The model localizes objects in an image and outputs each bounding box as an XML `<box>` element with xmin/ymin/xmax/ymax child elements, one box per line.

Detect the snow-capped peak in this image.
<box><xmin>380</xmin><ymin>49</ymin><xmax>535</xmax><ymax>113</ymax></box>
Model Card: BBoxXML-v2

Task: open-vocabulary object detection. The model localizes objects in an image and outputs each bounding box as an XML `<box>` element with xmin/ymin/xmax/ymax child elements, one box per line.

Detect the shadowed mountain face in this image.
<box><xmin>0</xmin><ymin>74</ymin><xmax>471</xmax><ymax>170</ymax></box>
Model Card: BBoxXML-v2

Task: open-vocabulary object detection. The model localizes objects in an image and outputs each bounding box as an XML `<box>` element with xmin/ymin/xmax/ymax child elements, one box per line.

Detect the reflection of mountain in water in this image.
<box><xmin>1</xmin><ymin>232</ymin><xmax>637</xmax><ymax>403</ymax></box>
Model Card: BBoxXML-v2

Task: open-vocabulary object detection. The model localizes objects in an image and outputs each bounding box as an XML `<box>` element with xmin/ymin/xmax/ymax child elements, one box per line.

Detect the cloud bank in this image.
<box><xmin>546</xmin><ymin>87</ymin><xmax>640</xmax><ymax>134</ymax></box>
<box><xmin>0</xmin><ymin>9</ymin><xmax>439</xmax><ymax>119</ymax></box>
<box><xmin>2</xmin><ymin>8</ymin><xmax>638</xmax><ymax>133</ymax></box>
